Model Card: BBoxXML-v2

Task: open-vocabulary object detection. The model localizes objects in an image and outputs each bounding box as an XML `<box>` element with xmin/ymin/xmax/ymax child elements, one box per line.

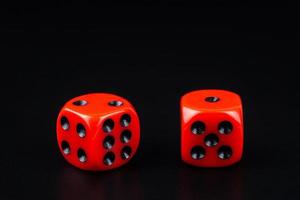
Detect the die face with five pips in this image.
<box><xmin>56</xmin><ymin>93</ymin><xmax>140</xmax><ymax>171</ymax></box>
<box><xmin>181</xmin><ymin>90</ymin><xmax>243</xmax><ymax>167</ymax></box>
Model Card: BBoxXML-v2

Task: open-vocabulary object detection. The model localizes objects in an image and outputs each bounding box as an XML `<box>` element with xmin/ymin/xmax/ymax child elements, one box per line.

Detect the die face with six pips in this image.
<box><xmin>56</xmin><ymin>93</ymin><xmax>140</xmax><ymax>171</ymax></box>
<box><xmin>181</xmin><ymin>90</ymin><xmax>243</xmax><ymax>167</ymax></box>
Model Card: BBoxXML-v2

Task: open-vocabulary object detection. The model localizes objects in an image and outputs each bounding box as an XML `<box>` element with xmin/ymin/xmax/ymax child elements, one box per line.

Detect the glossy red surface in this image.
<box><xmin>181</xmin><ymin>90</ymin><xmax>243</xmax><ymax>167</ymax></box>
<box><xmin>56</xmin><ymin>93</ymin><xmax>140</xmax><ymax>171</ymax></box>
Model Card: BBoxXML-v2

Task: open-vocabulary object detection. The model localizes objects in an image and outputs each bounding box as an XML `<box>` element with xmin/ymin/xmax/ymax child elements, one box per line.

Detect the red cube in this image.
<box><xmin>181</xmin><ymin>90</ymin><xmax>243</xmax><ymax>167</ymax></box>
<box><xmin>56</xmin><ymin>93</ymin><xmax>140</xmax><ymax>171</ymax></box>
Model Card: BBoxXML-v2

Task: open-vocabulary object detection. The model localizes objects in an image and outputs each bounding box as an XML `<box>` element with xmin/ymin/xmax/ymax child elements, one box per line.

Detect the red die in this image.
<box><xmin>180</xmin><ymin>90</ymin><xmax>243</xmax><ymax>167</ymax></box>
<box><xmin>56</xmin><ymin>93</ymin><xmax>140</xmax><ymax>171</ymax></box>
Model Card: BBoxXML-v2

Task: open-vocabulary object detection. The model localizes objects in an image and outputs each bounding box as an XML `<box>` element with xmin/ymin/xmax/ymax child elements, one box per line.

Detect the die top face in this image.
<box><xmin>63</xmin><ymin>93</ymin><xmax>134</xmax><ymax>117</ymax></box>
<box><xmin>181</xmin><ymin>90</ymin><xmax>242</xmax><ymax>112</ymax></box>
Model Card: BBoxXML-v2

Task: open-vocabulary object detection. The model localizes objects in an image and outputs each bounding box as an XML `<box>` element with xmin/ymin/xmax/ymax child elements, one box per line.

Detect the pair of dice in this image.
<box><xmin>56</xmin><ymin>90</ymin><xmax>243</xmax><ymax>171</ymax></box>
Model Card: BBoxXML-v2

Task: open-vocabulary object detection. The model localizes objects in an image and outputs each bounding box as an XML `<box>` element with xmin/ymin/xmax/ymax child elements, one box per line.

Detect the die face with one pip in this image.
<box><xmin>181</xmin><ymin>90</ymin><xmax>243</xmax><ymax>167</ymax></box>
<box><xmin>56</xmin><ymin>93</ymin><xmax>140</xmax><ymax>171</ymax></box>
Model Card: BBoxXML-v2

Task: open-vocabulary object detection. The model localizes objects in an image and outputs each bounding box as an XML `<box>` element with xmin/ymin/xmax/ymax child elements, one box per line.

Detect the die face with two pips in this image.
<box><xmin>56</xmin><ymin>93</ymin><xmax>140</xmax><ymax>171</ymax></box>
<box><xmin>181</xmin><ymin>90</ymin><xmax>243</xmax><ymax>167</ymax></box>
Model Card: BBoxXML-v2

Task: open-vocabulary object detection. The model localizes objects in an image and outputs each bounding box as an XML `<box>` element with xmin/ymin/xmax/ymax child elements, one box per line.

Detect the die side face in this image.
<box><xmin>181</xmin><ymin>112</ymin><xmax>243</xmax><ymax>167</ymax></box>
<box><xmin>56</xmin><ymin>93</ymin><xmax>140</xmax><ymax>171</ymax></box>
<box><xmin>91</xmin><ymin>108</ymin><xmax>140</xmax><ymax>170</ymax></box>
<box><xmin>181</xmin><ymin>90</ymin><xmax>243</xmax><ymax>167</ymax></box>
<box><xmin>57</xmin><ymin>110</ymin><xmax>94</xmax><ymax>170</ymax></box>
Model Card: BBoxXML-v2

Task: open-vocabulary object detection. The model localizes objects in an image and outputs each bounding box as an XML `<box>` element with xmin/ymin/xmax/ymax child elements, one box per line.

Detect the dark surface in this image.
<box><xmin>1</xmin><ymin>2</ymin><xmax>300</xmax><ymax>200</ymax></box>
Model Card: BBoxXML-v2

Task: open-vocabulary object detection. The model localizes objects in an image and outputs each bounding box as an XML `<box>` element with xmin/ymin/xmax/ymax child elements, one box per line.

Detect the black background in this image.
<box><xmin>1</xmin><ymin>1</ymin><xmax>300</xmax><ymax>200</ymax></box>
